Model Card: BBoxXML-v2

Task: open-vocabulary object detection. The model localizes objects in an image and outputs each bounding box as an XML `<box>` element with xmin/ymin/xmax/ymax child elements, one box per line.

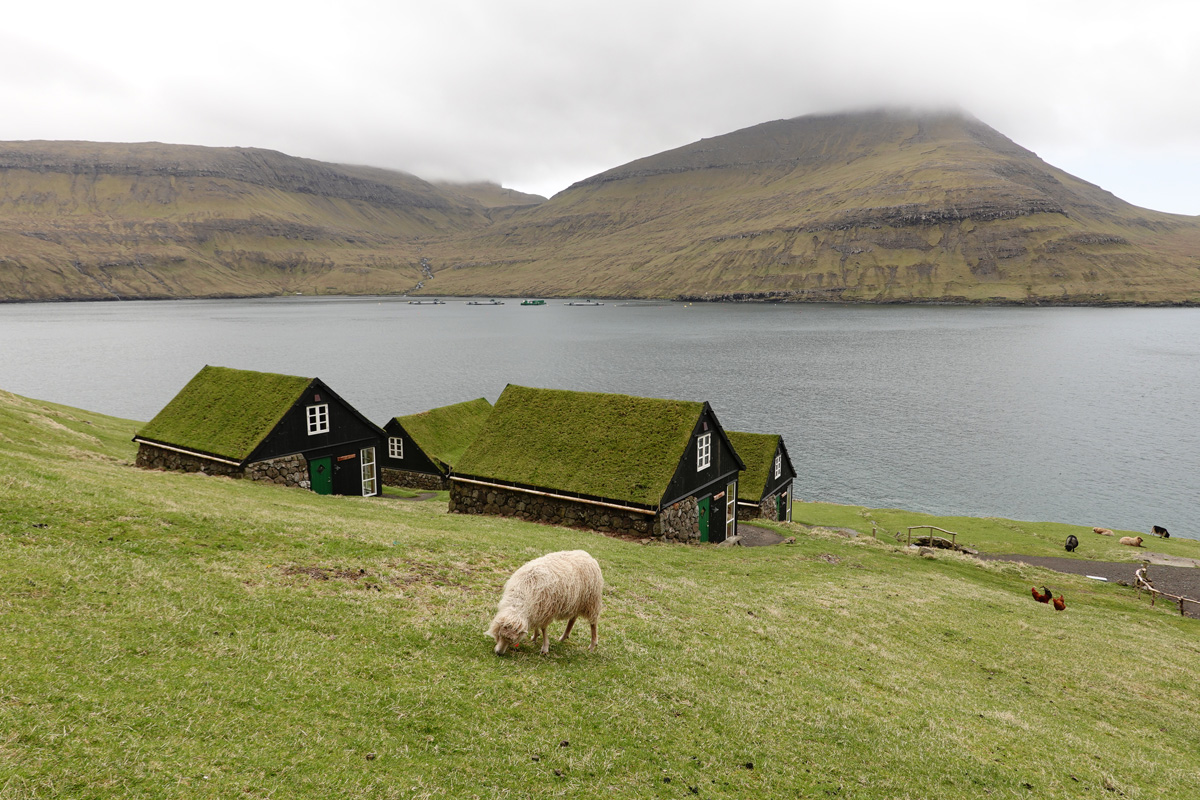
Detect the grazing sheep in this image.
<box><xmin>1119</xmin><ymin>536</ymin><xmax>1144</xmax><ymax>547</ymax></box>
<box><xmin>1093</xmin><ymin>527</ymin><xmax>1114</xmax><ymax>536</ymax></box>
<box><xmin>1152</xmin><ymin>525</ymin><xmax>1170</xmax><ymax>538</ymax></box>
<box><xmin>1065</xmin><ymin>534</ymin><xmax>1079</xmax><ymax>552</ymax></box>
<box><xmin>487</xmin><ymin>550</ymin><xmax>603</xmax><ymax>656</ymax></box>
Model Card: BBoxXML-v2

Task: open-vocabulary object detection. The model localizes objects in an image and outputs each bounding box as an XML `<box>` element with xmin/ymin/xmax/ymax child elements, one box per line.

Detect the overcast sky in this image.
<box><xmin>3</xmin><ymin>1</ymin><xmax>1198</xmax><ymax>213</ymax></box>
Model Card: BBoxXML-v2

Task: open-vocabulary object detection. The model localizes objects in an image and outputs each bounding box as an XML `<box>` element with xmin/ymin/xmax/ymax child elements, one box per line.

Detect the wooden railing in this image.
<box><xmin>1135</xmin><ymin>565</ymin><xmax>1198</xmax><ymax>617</ymax></box>
<box><xmin>900</xmin><ymin>525</ymin><xmax>958</xmax><ymax>547</ymax></box>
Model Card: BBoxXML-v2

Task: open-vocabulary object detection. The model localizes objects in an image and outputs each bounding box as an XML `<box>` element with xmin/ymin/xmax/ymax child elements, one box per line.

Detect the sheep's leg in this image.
<box><xmin>560</xmin><ymin>616</ymin><xmax>577</xmax><ymax>642</ymax></box>
<box><xmin>539</xmin><ymin>626</ymin><xmax>551</xmax><ymax>655</ymax></box>
<box><xmin>588</xmin><ymin>620</ymin><xmax>598</xmax><ymax>652</ymax></box>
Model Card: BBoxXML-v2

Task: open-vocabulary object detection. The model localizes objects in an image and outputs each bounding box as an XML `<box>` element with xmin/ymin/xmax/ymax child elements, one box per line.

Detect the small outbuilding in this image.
<box><xmin>133</xmin><ymin>365</ymin><xmax>385</xmax><ymax>496</ymax></box>
<box><xmin>380</xmin><ymin>397</ymin><xmax>493</xmax><ymax>490</ymax></box>
<box><xmin>726</xmin><ymin>431</ymin><xmax>796</xmax><ymax>522</ymax></box>
<box><xmin>449</xmin><ymin>384</ymin><xmax>744</xmax><ymax>543</ymax></box>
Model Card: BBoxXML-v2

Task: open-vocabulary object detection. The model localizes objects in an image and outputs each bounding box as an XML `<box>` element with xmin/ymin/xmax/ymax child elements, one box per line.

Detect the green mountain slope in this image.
<box><xmin>421</xmin><ymin>110</ymin><xmax>1200</xmax><ymax>303</ymax></box>
<box><xmin>0</xmin><ymin>141</ymin><xmax>491</xmax><ymax>301</ymax></box>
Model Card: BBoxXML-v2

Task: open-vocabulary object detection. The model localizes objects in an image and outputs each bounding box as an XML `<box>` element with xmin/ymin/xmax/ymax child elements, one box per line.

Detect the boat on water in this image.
<box><xmin>467</xmin><ymin>299</ymin><xmax>505</xmax><ymax>305</ymax></box>
<box><xmin>565</xmin><ymin>300</ymin><xmax>604</xmax><ymax>306</ymax></box>
<box><xmin>408</xmin><ymin>299</ymin><xmax>446</xmax><ymax>305</ymax></box>
<box><xmin>520</xmin><ymin>299</ymin><xmax>546</xmax><ymax>306</ymax></box>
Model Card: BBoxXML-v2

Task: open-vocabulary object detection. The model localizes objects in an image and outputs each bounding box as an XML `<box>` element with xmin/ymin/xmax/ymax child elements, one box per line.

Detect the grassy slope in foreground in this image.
<box><xmin>2</xmin><ymin>389</ymin><xmax>1199</xmax><ymax>799</ymax></box>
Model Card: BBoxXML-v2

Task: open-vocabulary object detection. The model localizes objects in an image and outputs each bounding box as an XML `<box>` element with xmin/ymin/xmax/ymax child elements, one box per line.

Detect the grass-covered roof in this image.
<box><xmin>726</xmin><ymin>431</ymin><xmax>782</xmax><ymax>502</ymax></box>
<box><xmin>393</xmin><ymin>398</ymin><xmax>493</xmax><ymax>473</ymax></box>
<box><xmin>135</xmin><ymin>365</ymin><xmax>312</xmax><ymax>462</ymax></box>
<box><xmin>453</xmin><ymin>385</ymin><xmax>705</xmax><ymax>507</ymax></box>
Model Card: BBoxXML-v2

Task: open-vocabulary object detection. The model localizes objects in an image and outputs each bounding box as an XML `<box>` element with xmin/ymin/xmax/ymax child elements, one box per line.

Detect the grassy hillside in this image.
<box><xmin>2</xmin><ymin>390</ymin><xmax>1200</xmax><ymax>797</ymax></box>
<box><xmin>0</xmin><ymin>142</ymin><xmax>492</xmax><ymax>302</ymax></box>
<box><xmin>420</xmin><ymin>110</ymin><xmax>1200</xmax><ymax>304</ymax></box>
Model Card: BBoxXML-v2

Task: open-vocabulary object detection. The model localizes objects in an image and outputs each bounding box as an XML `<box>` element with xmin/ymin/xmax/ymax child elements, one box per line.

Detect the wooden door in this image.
<box><xmin>698</xmin><ymin>495</ymin><xmax>710</xmax><ymax>543</ymax></box>
<box><xmin>309</xmin><ymin>456</ymin><xmax>333</xmax><ymax>495</ymax></box>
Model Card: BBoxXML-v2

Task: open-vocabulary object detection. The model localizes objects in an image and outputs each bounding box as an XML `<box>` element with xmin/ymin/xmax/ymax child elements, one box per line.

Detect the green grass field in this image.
<box><xmin>2</xmin><ymin>389</ymin><xmax>1199</xmax><ymax>798</ymax></box>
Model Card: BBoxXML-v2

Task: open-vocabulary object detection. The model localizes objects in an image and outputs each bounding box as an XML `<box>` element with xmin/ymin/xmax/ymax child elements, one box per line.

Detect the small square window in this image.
<box><xmin>697</xmin><ymin>432</ymin><xmax>711</xmax><ymax>471</ymax></box>
<box><xmin>307</xmin><ymin>404</ymin><xmax>329</xmax><ymax>435</ymax></box>
<box><xmin>774</xmin><ymin>453</ymin><xmax>782</xmax><ymax>479</ymax></box>
<box><xmin>389</xmin><ymin>436</ymin><xmax>404</xmax><ymax>459</ymax></box>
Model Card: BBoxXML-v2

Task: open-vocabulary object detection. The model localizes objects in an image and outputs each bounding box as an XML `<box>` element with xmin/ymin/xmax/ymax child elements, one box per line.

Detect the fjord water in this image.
<box><xmin>3</xmin><ymin>297</ymin><xmax>1197</xmax><ymax>538</ymax></box>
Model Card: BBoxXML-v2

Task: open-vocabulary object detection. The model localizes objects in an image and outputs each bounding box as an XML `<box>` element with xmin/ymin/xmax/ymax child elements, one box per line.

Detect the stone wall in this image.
<box><xmin>654</xmin><ymin>495</ymin><xmax>701</xmax><ymax>543</ymax></box>
<box><xmin>136</xmin><ymin>443</ymin><xmax>243</xmax><ymax>478</ymax></box>
<box><xmin>136</xmin><ymin>444</ymin><xmax>309</xmax><ymax>489</ymax></box>
<box><xmin>244</xmin><ymin>453</ymin><xmax>309</xmax><ymax>489</ymax></box>
<box><xmin>450</xmin><ymin>481</ymin><xmax>655</xmax><ymax>538</ymax></box>
<box><xmin>736</xmin><ymin>492</ymin><xmax>786</xmax><ymax>521</ymax></box>
<box><xmin>382</xmin><ymin>467</ymin><xmax>447</xmax><ymax>491</ymax></box>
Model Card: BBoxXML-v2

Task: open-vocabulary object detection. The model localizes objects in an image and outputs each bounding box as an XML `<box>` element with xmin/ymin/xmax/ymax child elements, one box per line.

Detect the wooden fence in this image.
<box><xmin>1134</xmin><ymin>565</ymin><xmax>1198</xmax><ymax>617</ymax></box>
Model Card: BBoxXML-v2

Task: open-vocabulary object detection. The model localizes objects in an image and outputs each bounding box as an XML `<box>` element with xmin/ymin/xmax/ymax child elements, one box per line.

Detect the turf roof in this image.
<box><xmin>453</xmin><ymin>385</ymin><xmax>706</xmax><ymax>507</ymax></box>
<box><xmin>135</xmin><ymin>365</ymin><xmax>312</xmax><ymax>462</ymax></box>
<box><xmin>725</xmin><ymin>431</ymin><xmax>783</xmax><ymax>502</ymax></box>
<box><xmin>393</xmin><ymin>397</ymin><xmax>493</xmax><ymax>474</ymax></box>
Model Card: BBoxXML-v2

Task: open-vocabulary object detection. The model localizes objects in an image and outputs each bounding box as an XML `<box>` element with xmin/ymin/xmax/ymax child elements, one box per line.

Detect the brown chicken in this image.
<box><xmin>1053</xmin><ymin>595</ymin><xmax>1066</xmax><ymax>611</ymax></box>
<box><xmin>1031</xmin><ymin>586</ymin><xmax>1052</xmax><ymax>603</ymax></box>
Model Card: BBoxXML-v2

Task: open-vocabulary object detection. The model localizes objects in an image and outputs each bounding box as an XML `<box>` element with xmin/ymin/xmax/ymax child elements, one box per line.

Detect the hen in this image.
<box><xmin>1052</xmin><ymin>595</ymin><xmax>1066</xmax><ymax>611</ymax></box>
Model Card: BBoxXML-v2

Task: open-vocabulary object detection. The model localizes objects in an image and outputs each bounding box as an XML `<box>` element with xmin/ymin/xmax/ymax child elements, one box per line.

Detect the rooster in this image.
<box><xmin>1031</xmin><ymin>586</ymin><xmax>1052</xmax><ymax>603</ymax></box>
<box><xmin>1052</xmin><ymin>595</ymin><xmax>1066</xmax><ymax>611</ymax></box>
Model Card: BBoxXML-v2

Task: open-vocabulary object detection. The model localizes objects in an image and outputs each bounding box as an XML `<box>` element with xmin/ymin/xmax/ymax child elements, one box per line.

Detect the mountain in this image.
<box><xmin>418</xmin><ymin>110</ymin><xmax>1200</xmax><ymax>304</ymax></box>
<box><xmin>0</xmin><ymin>141</ymin><xmax>491</xmax><ymax>301</ymax></box>
<box><xmin>3</xmin><ymin>112</ymin><xmax>1200</xmax><ymax>304</ymax></box>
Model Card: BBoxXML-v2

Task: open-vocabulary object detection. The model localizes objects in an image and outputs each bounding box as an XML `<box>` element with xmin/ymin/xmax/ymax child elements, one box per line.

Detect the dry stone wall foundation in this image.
<box><xmin>136</xmin><ymin>444</ymin><xmax>309</xmax><ymax>488</ymax></box>
<box><xmin>382</xmin><ymin>467</ymin><xmax>447</xmax><ymax>491</ymax></box>
<box><xmin>449</xmin><ymin>482</ymin><xmax>661</xmax><ymax>539</ymax></box>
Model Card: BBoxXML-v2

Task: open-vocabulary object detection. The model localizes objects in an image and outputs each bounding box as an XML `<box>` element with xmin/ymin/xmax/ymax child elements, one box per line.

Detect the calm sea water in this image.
<box><xmin>2</xmin><ymin>296</ymin><xmax>1197</xmax><ymax>538</ymax></box>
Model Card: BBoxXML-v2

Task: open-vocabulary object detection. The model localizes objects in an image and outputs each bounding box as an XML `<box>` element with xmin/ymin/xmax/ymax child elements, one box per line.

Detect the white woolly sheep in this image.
<box><xmin>487</xmin><ymin>550</ymin><xmax>603</xmax><ymax>656</ymax></box>
<box><xmin>1119</xmin><ymin>536</ymin><xmax>1144</xmax><ymax>547</ymax></box>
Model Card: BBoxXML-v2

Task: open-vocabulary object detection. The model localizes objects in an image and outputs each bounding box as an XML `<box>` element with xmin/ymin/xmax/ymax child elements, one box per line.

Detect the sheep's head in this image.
<box><xmin>487</xmin><ymin>609</ymin><xmax>528</xmax><ymax>655</ymax></box>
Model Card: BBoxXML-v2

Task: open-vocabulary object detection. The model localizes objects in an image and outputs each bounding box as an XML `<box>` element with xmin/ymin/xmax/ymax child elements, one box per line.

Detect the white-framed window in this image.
<box><xmin>388</xmin><ymin>436</ymin><xmax>404</xmax><ymax>459</ymax></box>
<box><xmin>697</xmin><ymin>432</ymin><xmax>711</xmax><ymax>471</ymax></box>
<box><xmin>774</xmin><ymin>453</ymin><xmax>782</xmax><ymax>479</ymax></box>
<box><xmin>726</xmin><ymin>480</ymin><xmax>738</xmax><ymax>540</ymax></box>
<box><xmin>361</xmin><ymin>446</ymin><xmax>377</xmax><ymax>497</ymax></box>
<box><xmin>306</xmin><ymin>404</ymin><xmax>329</xmax><ymax>435</ymax></box>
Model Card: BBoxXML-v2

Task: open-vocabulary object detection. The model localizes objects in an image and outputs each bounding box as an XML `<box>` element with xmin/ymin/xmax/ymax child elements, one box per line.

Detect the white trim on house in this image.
<box><xmin>774</xmin><ymin>453</ymin><xmax>782</xmax><ymax>479</ymax></box>
<box><xmin>132</xmin><ymin>438</ymin><xmax>243</xmax><ymax>466</ymax></box>
<box><xmin>388</xmin><ymin>436</ymin><xmax>403</xmax><ymax>459</ymax></box>
<box><xmin>697</xmin><ymin>432</ymin><xmax>712</xmax><ymax>470</ymax></box>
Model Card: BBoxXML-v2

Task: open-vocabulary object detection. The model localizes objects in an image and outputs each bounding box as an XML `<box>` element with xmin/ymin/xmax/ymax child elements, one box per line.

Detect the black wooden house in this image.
<box><xmin>134</xmin><ymin>365</ymin><xmax>385</xmax><ymax>496</ymax></box>
<box><xmin>726</xmin><ymin>431</ymin><xmax>796</xmax><ymax>521</ymax></box>
<box><xmin>449</xmin><ymin>385</ymin><xmax>744</xmax><ymax>543</ymax></box>
<box><xmin>380</xmin><ymin>397</ymin><xmax>493</xmax><ymax>490</ymax></box>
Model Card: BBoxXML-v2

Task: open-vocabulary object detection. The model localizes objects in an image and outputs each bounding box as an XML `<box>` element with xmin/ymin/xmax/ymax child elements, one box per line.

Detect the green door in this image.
<box><xmin>698</xmin><ymin>495</ymin><xmax>710</xmax><ymax>543</ymax></box>
<box><xmin>309</xmin><ymin>457</ymin><xmax>333</xmax><ymax>495</ymax></box>
<box><xmin>776</xmin><ymin>492</ymin><xmax>785</xmax><ymax>521</ymax></box>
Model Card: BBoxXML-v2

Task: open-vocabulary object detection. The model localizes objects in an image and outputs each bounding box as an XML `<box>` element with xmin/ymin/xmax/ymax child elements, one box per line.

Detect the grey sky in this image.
<box><xmin>3</xmin><ymin>0</ymin><xmax>1198</xmax><ymax>213</ymax></box>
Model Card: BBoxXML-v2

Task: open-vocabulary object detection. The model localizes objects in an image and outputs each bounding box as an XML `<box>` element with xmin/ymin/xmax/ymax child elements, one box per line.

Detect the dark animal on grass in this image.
<box><xmin>1119</xmin><ymin>536</ymin><xmax>1144</xmax><ymax>548</ymax></box>
<box><xmin>1065</xmin><ymin>534</ymin><xmax>1079</xmax><ymax>552</ymax></box>
<box><xmin>1053</xmin><ymin>595</ymin><xmax>1066</xmax><ymax>611</ymax></box>
<box><xmin>1031</xmin><ymin>586</ymin><xmax>1053</xmax><ymax>603</ymax></box>
<box><xmin>1153</xmin><ymin>525</ymin><xmax>1170</xmax><ymax>538</ymax></box>
<box><xmin>487</xmin><ymin>550</ymin><xmax>603</xmax><ymax>656</ymax></box>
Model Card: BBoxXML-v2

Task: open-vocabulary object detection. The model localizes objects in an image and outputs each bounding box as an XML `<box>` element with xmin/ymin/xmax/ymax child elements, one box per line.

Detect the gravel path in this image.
<box><xmin>977</xmin><ymin>554</ymin><xmax>1200</xmax><ymax>618</ymax></box>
